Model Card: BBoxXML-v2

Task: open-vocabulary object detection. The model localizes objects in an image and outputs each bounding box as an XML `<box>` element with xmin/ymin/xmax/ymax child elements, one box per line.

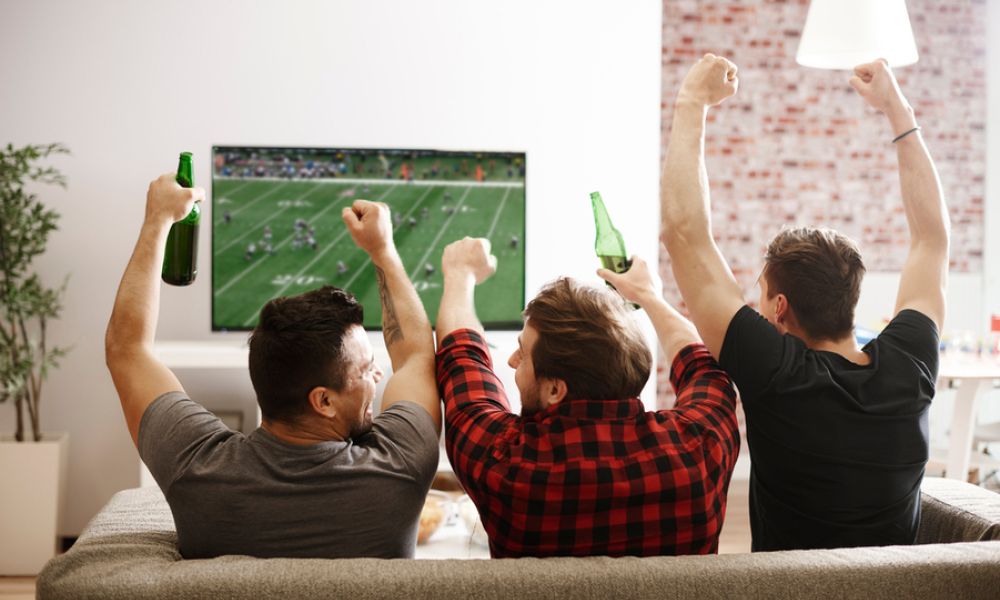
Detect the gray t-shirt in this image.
<box><xmin>138</xmin><ymin>392</ymin><xmax>439</xmax><ymax>559</ymax></box>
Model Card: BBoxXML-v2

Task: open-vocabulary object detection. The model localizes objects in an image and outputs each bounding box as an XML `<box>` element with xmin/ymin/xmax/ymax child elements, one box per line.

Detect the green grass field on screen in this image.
<box><xmin>211</xmin><ymin>150</ymin><xmax>525</xmax><ymax>331</ymax></box>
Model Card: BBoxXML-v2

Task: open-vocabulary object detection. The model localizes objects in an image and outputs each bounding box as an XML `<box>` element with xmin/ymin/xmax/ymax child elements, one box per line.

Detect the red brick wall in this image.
<box><xmin>656</xmin><ymin>0</ymin><xmax>987</xmax><ymax>406</ymax></box>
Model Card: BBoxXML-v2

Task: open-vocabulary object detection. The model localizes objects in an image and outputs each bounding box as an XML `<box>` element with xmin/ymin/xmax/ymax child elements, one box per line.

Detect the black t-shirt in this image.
<box><xmin>720</xmin><ymin>306</ymin><xmax>938</xmax><ymax>551</ymax></box>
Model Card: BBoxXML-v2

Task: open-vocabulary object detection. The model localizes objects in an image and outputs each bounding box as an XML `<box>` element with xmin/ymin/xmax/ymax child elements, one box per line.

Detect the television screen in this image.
<box><xmin>211</xmin><ymin>146</ymin><xmax>526</xmax><ymax>331</ymax></box>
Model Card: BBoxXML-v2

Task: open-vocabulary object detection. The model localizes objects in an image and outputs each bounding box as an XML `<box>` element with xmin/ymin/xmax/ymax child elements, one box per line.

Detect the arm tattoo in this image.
<box><xmin>375</xmin><ymin>266</ymin><xmax>404</xmax><ymax>346</ymax></box>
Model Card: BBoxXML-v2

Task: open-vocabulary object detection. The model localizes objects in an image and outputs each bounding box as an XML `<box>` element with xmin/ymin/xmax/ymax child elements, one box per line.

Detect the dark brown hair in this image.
<box><xmin>248</xmin><ymin>286</ymin><xmax>364</xmax><ymax>423</ymax></box>
<box><xmin>763</xmin><ymin>227</ymin><xmax>866</xmax><ymax>342</ymax></box>
<box><xmin>523</xmin><ymin>277</ymin><xmax>651</xmax><ymax>400</ymax></box>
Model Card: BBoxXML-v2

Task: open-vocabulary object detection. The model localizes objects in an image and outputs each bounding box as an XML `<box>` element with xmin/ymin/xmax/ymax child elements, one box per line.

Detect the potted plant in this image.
<box><xmin>0</xmin><ymin>142</ymin><xmax>71</xmax><ymax>575</ymax></box>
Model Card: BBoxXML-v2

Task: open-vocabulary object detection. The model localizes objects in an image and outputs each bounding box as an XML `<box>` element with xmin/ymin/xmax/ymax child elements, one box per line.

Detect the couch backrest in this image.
<box><xmin>37</xmin><ymin>479</ymin><xmax>1000</xmax><ymax>600</ymax></box>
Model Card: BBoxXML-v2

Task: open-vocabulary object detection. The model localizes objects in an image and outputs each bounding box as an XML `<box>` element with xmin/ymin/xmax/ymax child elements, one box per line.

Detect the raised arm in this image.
<box><xmin>597</xmin><ymin>254</ymin><xmax>700</xmax><ymax>362</ymax></box>
<box><xmin>661</xmin><ymin>54</ymin><xmax>746</xmax><ymax>357</ymax></box>
<box><xmin>342</xmin><ymin>200</ymin><xmax>440</xmax><ymax>432</ymax></box>
<box><xmin>105</xmin><ymin>174</ymin><xmax>204</xmax><ymax>447</ymax></box>
<box><xmin>850</xmin><ymin>60</ymin><xmax>949</xmax><ymax>330</ymax></box>
<box><xmin>435</xmin><ymin>237</ymin><xmax>497</xmax><ymax>348</ymax></box>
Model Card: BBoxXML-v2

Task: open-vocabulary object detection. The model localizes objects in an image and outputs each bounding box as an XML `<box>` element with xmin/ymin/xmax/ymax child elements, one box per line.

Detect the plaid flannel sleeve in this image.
<box><xmin>669</xmin><ymin>343</ymin><xmax>741</xmax><ymax>464</ymax></box>
<box><xmin>435</xmin><ymin>329</ymin><xmax>517</xmax><ymax>484</ymax></box>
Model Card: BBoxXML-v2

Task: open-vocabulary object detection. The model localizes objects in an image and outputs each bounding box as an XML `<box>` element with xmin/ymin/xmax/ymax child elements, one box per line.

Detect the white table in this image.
<box><xmin>414</xmin><ymin>518</ymin><xmax>491</xmax><ymax>560</ymax></box>
<box><xmin>938</xmin><ymin>354</ymin><xmax>1000</xmax><ymax>480</ymax></box>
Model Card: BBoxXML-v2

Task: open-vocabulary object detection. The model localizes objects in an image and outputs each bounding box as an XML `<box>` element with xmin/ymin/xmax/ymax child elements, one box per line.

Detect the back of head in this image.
<box><xmin>764</xmin><ymin>227</ymin><xmax>866</xmax><ymax>342</ymax></box>
<box><xmin>248</xmin><ymin>286</ymin><xmax>364</xmax><ymax>423</ymax></box>
<box><xmin>523</xmin><ymin>277</ymin><xmax>651</xmax><ymax>401</ymax></box>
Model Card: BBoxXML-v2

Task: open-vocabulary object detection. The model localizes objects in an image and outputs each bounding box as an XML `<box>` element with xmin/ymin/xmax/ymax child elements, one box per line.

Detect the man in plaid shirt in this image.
<box><xmin>435</xmin><ymin>238</ymin><xmax>740</xmax><ymax>558</ymax></box>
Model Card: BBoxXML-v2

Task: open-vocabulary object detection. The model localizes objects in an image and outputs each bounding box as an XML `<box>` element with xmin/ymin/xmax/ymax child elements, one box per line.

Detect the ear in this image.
<box><xmin>307</xmin><ymin>386</ymin><xmax>337</xmax><ymax>418</ymax></box>
<box><xmin>540</xmin><ymin>378</ymin><xmax>569</xmax><ymax>409</ymax></box>
<box><xmin>773</xmin><ymin>293</ymin><xmax>789</xmax><ymax>324</ymax></box>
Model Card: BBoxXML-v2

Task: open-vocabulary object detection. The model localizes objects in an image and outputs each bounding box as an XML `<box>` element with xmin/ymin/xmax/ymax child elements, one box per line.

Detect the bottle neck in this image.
<box><xmin>591</xmin><ymin>196</ymin><xmax>617</xmax><ymax>231</ymax></box>
<box><xmin>591</xmin><ymin>195</ymin><xmax>623</xmax><ymax>252</ymax></box>
<box><xmin>177</xmin><ymin>155</ymin><xmax>194</xmax><ymax>188</ymax></box>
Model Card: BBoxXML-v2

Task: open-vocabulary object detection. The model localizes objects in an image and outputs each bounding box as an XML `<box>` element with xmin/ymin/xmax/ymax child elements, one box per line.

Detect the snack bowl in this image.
<box><xmin>417</xmin><ymin>490</ymin><xmax>452</xmax><ymax>544</ymax></box>
<box><xmin>456</xmin><ymin>494</ymin><xmax>490</xmax><ymax>547</ymax></box>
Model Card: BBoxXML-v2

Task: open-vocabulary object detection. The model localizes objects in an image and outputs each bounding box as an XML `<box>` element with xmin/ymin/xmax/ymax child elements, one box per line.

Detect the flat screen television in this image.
<box><xmin>211</xmin><ymin>146</ymin><xmax>526</xmax><ymax>331</ymax></box>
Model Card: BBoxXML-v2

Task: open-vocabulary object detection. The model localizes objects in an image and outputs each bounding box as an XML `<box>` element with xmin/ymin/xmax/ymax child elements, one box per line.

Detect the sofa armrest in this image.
<box><xmin>918</xmin><ymin>477</ymin><xmax>1000</xmax><ymax>544</ymax></box>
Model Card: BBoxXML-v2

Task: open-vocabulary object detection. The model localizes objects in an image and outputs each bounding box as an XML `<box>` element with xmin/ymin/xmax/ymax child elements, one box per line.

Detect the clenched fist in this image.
<box><xmin>677</xmin><ymin>53</ymin><xmax>739</xmax><ymax>107</ymax></box>
<box><xmin>849</xmin><ymin>59</ymin><xmax>911</xmax><ymax>117</ymax></box>
<box><xmin>442</xmin><ymin>237</ymin><xmax>497</xmax><ymax>285</ymax></box>
<box><xmin>342</xmin><ymin>199</ymin><xmax>394</xmax><ymax>258</ymax></box>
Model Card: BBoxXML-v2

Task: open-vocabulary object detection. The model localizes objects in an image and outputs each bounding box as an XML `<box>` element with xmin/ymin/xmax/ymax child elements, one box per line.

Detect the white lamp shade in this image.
<box><xmin>796</xmin><ymin>0</ymin><xmax>919</xmax><ymax>70</ymax></box>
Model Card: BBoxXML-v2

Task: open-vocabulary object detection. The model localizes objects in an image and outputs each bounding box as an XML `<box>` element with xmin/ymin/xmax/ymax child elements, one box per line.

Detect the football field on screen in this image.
<box><xmin>212</xmin><ymin>178</ymin><xmax>525</xmax><ymax>330</ymax></box>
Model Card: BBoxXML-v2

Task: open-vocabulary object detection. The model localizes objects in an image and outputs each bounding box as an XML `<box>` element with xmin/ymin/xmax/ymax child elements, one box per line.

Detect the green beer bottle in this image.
<box><xmin>591</xmin><ymin>191</ymin><xmax>637</xmax><ymax>309</ymax></box>
<box><xmin>162</xmin><ymin>152</ymin><xmax>200</xmax><ymax>286</ymax></box>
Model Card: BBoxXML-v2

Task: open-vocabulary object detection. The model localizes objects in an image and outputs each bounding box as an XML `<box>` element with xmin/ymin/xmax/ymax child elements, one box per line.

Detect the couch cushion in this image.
<box><xmin>918</xmin><ymin>477</ymin><xmax>1000</xmax><ymax>543</ymax></box>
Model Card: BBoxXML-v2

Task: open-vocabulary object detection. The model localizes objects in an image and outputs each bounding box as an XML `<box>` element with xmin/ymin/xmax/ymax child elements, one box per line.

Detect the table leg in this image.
<box><xmin>945</xmin><ymin>379</ymin><xmax>989</xmax><ymax>480</ymax></box>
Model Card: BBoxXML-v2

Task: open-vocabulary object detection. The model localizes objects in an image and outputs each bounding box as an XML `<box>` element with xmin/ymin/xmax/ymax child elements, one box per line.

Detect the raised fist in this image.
<box><xmin>677</xmin><ymin>53</ymin><xmax>739</xmax><ymax>107</ymax></box>
<box><xmin>849</xmin><ymin>59</ymin><xmax>911</xmax><ymax>117</ymax></box>
<box><xmin>342</xmin><ymin>199</ymin><xmax>394</xmax><ymax>258</ymax></box>
<box><xmin>442</xmin><ymin>237</ymin><xmax>497</xmax><ymax>285</ymax></box>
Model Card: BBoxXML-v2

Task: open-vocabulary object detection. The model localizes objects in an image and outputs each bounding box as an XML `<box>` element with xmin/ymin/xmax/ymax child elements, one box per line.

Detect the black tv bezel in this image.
<box><xmin>210</xmin><ymin>145</ymin><xmax>527</xmax><ymax>332</ymax></box>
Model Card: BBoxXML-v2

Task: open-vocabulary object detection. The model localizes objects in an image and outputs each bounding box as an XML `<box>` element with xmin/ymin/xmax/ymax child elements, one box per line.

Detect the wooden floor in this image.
<box><xmin>0</xmin><ymin>576</ymin><xmax>34</xmax><ymax>600</ymax></box>
<box><xmin>0</xmin><ymin>478</ymin><xmax>753</xmax><ymax>597</ymax></box>
<box><xmin>718</xmin><ymin>476</ymin><xmax>752</xmax><ymax>554</ymax></box>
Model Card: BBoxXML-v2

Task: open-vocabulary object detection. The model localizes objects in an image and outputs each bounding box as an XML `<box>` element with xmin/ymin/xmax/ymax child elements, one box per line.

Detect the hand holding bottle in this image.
<box><xmin>597</xmin><ymin>255</ymin><xmax>662</xmax><ymax>308</ymax></box>
<box><xmin>146</xmin><ymin>173</ymin><xmax>204</xmax><ymax>228</ymax></box>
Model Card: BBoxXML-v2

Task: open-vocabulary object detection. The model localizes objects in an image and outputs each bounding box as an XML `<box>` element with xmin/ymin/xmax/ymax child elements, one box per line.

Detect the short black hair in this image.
<box><xmin>248</xmin><ymin>286</ymin><xmax>364</xmax><ymax>423</ymax></box>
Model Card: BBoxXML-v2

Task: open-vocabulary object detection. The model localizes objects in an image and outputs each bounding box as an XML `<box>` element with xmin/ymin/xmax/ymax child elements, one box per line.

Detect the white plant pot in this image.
<box><xmin>0</xmin><ymin>432</ymin><xmax>68</xmax><ymax>575</ymax></box>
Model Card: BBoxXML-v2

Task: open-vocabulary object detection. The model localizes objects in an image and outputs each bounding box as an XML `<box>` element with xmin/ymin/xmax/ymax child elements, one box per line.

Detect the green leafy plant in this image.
<box><xmin>0</xmin><ymin>143</ymin><xmax>71</xmax><ymax>442</ymax></box>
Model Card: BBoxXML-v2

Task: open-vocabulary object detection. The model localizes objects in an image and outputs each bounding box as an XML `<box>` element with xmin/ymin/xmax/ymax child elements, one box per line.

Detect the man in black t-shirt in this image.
<box><xmin>660</xmin><ymin>55</ymin><xmax>948</xmax><ymax>550</ymax></box>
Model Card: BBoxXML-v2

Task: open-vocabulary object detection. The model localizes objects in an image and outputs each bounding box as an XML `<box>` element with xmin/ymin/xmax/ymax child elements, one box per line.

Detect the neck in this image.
<box><xmin>807</xmin><ymin>334</ymin><xmax>870</xmax><ymax>365</ymax></box>
<box><xmin>261</xmin><ymin>418</ymin><xmax>345</xmax><ymax>445</ymax></box>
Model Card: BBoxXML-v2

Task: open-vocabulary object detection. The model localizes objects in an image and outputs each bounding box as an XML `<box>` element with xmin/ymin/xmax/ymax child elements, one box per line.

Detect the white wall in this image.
<box><xmin>986</xmin><ymin>0</ymin><xmax>1000</xmax><ymax>332</ymax></box>
<box><xmin>972</xmin><ymin>0</ymin><xmax>1000</xmax><ymax>432</ymax></box>
<box><xmin>856</xmin><ymin>273</ymin><xmax>983</xmax><ymax>333</ymax></box>
<box><xmin>0</xmin><ymin>0</ymin><xmax>662</xmax><ymax>534</ymax></box>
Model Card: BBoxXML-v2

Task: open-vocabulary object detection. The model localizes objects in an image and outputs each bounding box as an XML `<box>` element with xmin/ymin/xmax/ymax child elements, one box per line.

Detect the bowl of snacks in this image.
<box><xmin>417</xmin><ymin>490</ymin><xmax>452</xmax><ymax>544</ymax></box>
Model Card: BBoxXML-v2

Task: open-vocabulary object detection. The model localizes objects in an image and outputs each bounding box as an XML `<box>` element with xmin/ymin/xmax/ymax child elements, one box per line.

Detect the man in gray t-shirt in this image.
<box><xmin>140</xmin><ymin>393</ymin><xmax>437</xmax><ymax>558</ymax></box>
<box><xmin>106</xmin><ymin>175</ymin><xmax>441</xmax><ymax>559</ymax></box>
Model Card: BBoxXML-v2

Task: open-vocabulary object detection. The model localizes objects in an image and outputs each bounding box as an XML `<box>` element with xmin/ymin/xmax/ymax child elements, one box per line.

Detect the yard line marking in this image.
<box><xmin>215</xmin><ymin>183</ymin><xmax>329</xmax><ymax>254</ymax></box>
<box><xmin>226</xmin><ymin>180</ymin><xmax>295</xmax><ymax>220</ymax></box>
<box><xmin>484</xmin><ymin>187</ymin><xmax>512</xmax><ymax>241</ymax></box>
<box><xmin>236</xmin><ymin>186</ymin><xmax>401</xmax><ymax>326</ymax></box>
<box><xmin>407</xmin><ymin>186</ymin><xmax>473</xmax><ymax>281</ymax></box>
<box><xmin>216</xmin><ymin>184</ymin><xmax>395</xmax><ymax>298</ymax></box>
<box><xmin>340</xmin><ymin>186</ymin><xmax>438</xmax><ymax>292</ymax></box>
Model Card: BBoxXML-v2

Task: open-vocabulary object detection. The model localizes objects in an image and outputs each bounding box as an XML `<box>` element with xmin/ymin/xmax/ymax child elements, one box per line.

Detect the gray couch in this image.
<box><xmin>38</xmin><ymin>477</ymin><xmax>1000</xmax><ymax>599</ymax></box>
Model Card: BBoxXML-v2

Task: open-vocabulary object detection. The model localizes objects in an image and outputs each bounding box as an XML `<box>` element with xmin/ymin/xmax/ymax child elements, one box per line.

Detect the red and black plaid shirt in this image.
<box><xmin>435</xmin><ymin>329</ymin><xmax>740</xmax><ymax>558</ymax></box>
